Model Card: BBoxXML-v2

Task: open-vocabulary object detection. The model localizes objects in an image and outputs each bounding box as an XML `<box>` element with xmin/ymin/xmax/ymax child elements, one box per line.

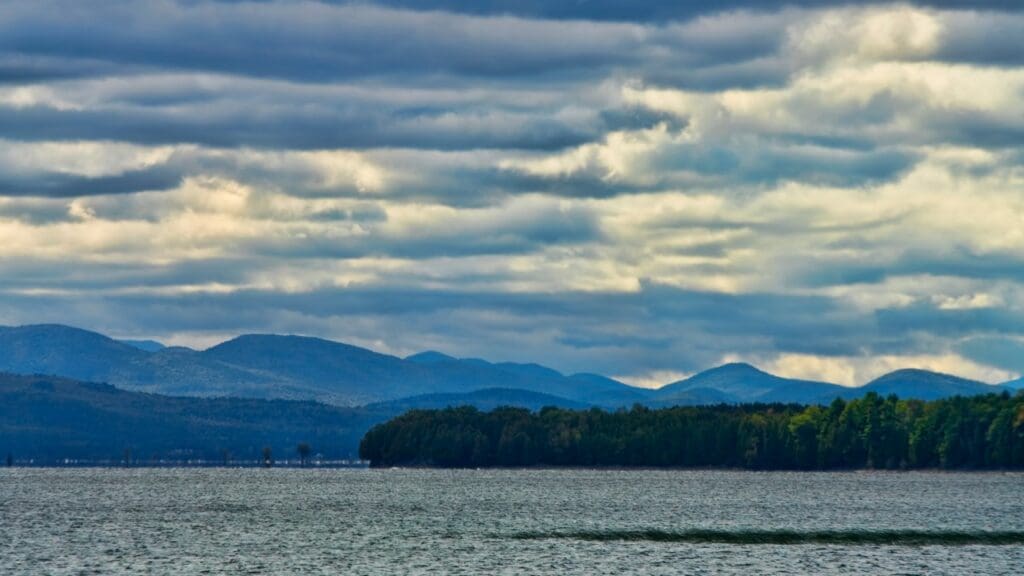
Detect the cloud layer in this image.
<box><xmin>1</xmin><ymin>1</ymin><xmax>1023</xmax><ymax>385</ymax></box>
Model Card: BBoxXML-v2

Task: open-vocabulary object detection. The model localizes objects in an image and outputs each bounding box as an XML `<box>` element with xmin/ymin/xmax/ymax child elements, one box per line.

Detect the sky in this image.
<box><xmin>1</xmin><ymin>0</ymin><xmax>1023</xmax><ymax>387</ymax></box>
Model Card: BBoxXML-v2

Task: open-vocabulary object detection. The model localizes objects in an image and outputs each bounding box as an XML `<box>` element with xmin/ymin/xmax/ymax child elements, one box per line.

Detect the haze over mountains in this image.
<box><xmin>0</xmin><ymin>324</ymin><xmax>1016</xmax><ymax>412</ymax></box>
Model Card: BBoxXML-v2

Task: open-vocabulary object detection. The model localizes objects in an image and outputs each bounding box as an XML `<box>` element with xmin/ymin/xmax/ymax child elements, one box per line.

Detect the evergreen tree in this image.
<box><xmin>360</xmin><ymin>391</ymin><xmax>1024</xmax><ymax>470</ymax></box>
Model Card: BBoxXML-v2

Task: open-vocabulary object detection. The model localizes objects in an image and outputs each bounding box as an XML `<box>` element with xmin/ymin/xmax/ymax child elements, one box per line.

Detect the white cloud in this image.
<box><xmin>1</xmin><ymin>3</ymin><xmax>1024</xmax><ymax>379</ymax></box>
<box><xmin>787</xmin><ymin>6</ymin><xmax>942</xmax><ymax>65</ymax></box>
<box><xmin>0</xmin><ymin>139</ymin><xmax>176</xmax><ymax>177</ymax></box>
<box><xmin>616</xmin><ymin>370</ymin><xmax>692</xmax><ymax>389</ymax></box>
<box><xmin>766</xmin><ymin>352</ymin><xmax>1015</xmax><ymax>386</ymax></box>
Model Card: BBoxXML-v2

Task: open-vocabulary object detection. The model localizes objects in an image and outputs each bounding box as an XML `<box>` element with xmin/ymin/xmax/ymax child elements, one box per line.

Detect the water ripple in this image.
<box><xmin>508</xmin><ymin>529</ymin><xmax>1024</xmax><ymax>546</ymax></box>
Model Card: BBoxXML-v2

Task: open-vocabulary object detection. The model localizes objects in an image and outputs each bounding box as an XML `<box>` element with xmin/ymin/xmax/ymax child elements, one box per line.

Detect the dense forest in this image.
<box><xmin>359</xmin><ymin>392</ymin><xmax>1024</xmax><ymax>469</ymax></box>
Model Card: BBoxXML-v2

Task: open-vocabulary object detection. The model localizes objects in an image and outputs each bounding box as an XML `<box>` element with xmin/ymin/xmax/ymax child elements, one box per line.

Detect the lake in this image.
<box><xmin>2</xmin><ymin>469</ymin><xmax>1023</xmax><ymax>574</ymax></box>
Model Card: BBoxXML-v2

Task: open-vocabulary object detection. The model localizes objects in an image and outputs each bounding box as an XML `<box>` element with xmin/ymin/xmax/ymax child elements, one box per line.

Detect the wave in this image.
<box><xmin>507</xmin><ymin>529</ymin><xmax>1024</xmax><ymax>546</ymax></box>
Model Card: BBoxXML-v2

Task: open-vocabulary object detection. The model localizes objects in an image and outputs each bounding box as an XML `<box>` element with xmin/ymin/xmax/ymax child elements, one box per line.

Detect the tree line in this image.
<box><xmin>359</xmin><ymin>391</ymin><xmax>1024</xmax><ymax>469</ymax></box>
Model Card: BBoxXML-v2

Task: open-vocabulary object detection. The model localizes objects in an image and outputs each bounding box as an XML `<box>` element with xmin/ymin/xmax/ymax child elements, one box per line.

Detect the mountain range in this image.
<box><xmin>0</xmin><ymin>325</ymin><xmax>643</xmax><ymax>407</ymax></box>
<box><xmin>0</xmin><ymin>324</ymin><xmax>1016</xmax><ymax>412</ymax></box>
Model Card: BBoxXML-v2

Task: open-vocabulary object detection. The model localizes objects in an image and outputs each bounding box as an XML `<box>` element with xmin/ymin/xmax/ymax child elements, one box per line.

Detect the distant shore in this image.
<box><xmin>359</xmin><ymin>394</ymin><xmax>1024</xmax><ymax>470</ymax></box>
<box><xmin>3</xmin><ymin>460</ymin><xmax>370</xmax><ymax>469</ymax></box>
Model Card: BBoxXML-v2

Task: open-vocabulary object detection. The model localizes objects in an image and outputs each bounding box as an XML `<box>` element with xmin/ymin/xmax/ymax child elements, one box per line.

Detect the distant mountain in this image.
<box><xmin>856</xmin><ymin>369</ymin><xmax>1005</xmax><ymax>401</ymax></box>
<box><xmin>493</xmin><ymin>362</ymin><xmax>564</xmax><ymax>381</ymax></box>
<box><xmin>366</xmin><ymin>388</ymin><xmax>587</xmax><ymax>412</ymax></box>
<box><xmin>647</xmin><ymin>387</ymin><xmax>738</xmax><ymax>407</ymax></box>
<box><xmin>0</xmin><ymin>372</ymin><xmax>385</xmax><ymax>462</ymax></box>
<box><xmin>0</xmin><ymin>324</ymin><xmax>285</xmax><ymax>398</ymax></box>
<box><xmin>652</xmin><ymin>363</ymin><xmax>842</xmax><ymax>404</ymax></box>
<box><xmin>404</xmin><ymin>353</ymin><xmax>648</xmax><ymax>407</ymax></box>
<box><xmin>655</xmin><ymin>363</ymin><xmax>775</xmax><ymax>399</ymax></box>
<box><xmin>1003</xmin><ymin>377</ymin><xmax>1024</xmax><ymax>390</ymax></box>
<box><xmin>567</xmin><ymin>373</ymin><xmax>654</xmax><ymax>406</ymax></box>
<box><xmin>0</xmin><ymin>325</ymin><xmax>645</xmax><ymax>407</ymax></box>
<box><xmin>405</xmin><ymin>351</ymin><xmax>457</xmax><ymax>364</ymax></box>
<box><xmin>408</xmin><ymin>350</ymin><xmax>654</xmax><ymax>406</ymax></box>
<box><xmin>118</xmin><ymin>339</ymin><xmax>166</xmax><ymax>352</ymax></box>
<box><xmin>202</xmin><ymin>334</ymin><xmax>430</xmax><ymax>405</ymax></box>
<box><xmin>755</xmin><ymin>379</ymin><xmax>848</xmax><ymax>405</ymax></box>
<box><xmin>0</xmin><ymin>324</ymin><xmax>1013</xmax><ymax>411</ymax></box>
<box><xmin>0</xmin><ymin>324</ymin><xmax>149</xmax><ymax>381</ymax></box>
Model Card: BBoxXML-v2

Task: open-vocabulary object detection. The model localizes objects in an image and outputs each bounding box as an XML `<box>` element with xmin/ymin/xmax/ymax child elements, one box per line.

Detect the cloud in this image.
<box><xmin>337</xmin><ymin>1</ymin><xmax>1024</xmax><ymax>23</ymax></box>
<box><xmin>764</xmin><ymin>352</ymin><xmax>1015</xmax><ymax>386</ymax></box>
<box><xmin>0</xmin><ymin>283</ymin><xmax>866</xmax><ymax>377</ymax></box>
<box><xmin>956</xmin><ymin>337</ymin><xmax>1024</xmax><ymax>376</ymax></box>
<box><xmin>0</xmin><ymin>1</ymin><xmax>1022</xmax><ymax>383</ymax></box>
<box><xmin>0</xmin><ymin>2</ymin><xmax>650</xmax><ymax>81</ymax></box>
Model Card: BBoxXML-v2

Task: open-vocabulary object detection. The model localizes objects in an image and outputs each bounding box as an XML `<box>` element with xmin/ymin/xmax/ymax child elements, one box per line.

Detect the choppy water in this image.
<box><xmin>2</xmin><ymin>469</ymin><xmax>1023</xmax><ymax>575</ymax></box>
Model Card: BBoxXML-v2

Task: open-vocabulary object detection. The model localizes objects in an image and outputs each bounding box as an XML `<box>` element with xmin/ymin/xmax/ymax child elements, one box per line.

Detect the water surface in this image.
<box><xmin>2</xmin><ymin>469</ymin><xmax>1023</xmax><ymax>574</ymax></box>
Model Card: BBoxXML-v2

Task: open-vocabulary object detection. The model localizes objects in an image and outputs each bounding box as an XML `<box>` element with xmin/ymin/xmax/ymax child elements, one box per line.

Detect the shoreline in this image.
<box><xmin>5</xmin><ymin>464</ymin><xmax>1022</xmax><ymax>473</ymax></box>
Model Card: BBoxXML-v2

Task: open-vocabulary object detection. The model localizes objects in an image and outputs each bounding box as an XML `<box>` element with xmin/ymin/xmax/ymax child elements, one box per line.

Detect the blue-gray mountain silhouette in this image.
<box><xmin>0</xmin><ymin>324</ymin><xmax>1011</xmax><ymax>409</ymax></box>
<box><xmin>365</xmin><ymin>387</ymin><xmax>587</xmax><ymax>412</ymax></box>
<box><xmin>1002</xmin><ymin>377</ymin><xmax>1024</xmax><ymax>390</ymax></box>
<box><xmin>118</xmin><ymin>339</ymin><xmax>166</xmax><ymax>352</ymax></box>
<box><xmin>0</xmin><ymin>325</ymin><xmax>642</xmax><ymax>406</ymax></box>
<box><xmin>652</xmin><ymin>363</ymin><xmax>847</xmax><ymax>405</ymax></box>
<box><xmin>855</xmin><ymin>369</ymin><xmax>1001</xmax><ymax>401</ymax></box>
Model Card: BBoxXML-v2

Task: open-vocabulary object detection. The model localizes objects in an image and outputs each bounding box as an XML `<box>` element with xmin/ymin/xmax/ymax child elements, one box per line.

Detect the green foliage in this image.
<box><xmin>359</xmin><ymin>392</ymin><xmax>1024</xmax><ymax>469</ymax></box>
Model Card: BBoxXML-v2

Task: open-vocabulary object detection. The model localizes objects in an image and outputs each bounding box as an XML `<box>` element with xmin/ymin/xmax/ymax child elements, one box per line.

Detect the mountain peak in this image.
<box><xmin>6</xmin><ymin>323</ymin><xmax>121</xmax><ymax>340</ymax></box>
<box><xmin>654</xmin><ymin>361</ymin><xmax>834</xmax><ymax>405</ymax></box>
<box><xmin>863</xmin><ymin>368</ymin><xmax>996</xmax><ymax>401</ymax></box>
<box><xmin>206</xmin><ymin>333</ymin><xmax>381</xmax><ymax>357</ymax></box>
<box><xmin>711</xmin><ymin>362</ymin><xmax>766</xmax><ymax>374</ymax></box>
<box><xmin>869</xmin><ymin>368</ymin><xmax>980</xmax><ymax>384</ymax></box>
<box><xmin>0</xmin><ymin>323</ymin><xmax>143</xmax><ymax>353</ymax></box>
<box><xmin>213</xmin><ymin>333</ymin><xmax>330</xmax><ymax>346</ymax></box>
<box><xmin>406</xmin><ymin>351</ymin><xmax>457</xmax><ymax>364</ymax></box>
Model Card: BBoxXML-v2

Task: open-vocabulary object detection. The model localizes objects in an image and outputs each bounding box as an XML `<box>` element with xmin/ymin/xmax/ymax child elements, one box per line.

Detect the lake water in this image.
<box><xmin>2</xmin><ymin>469</ymin><xmax>1023</xmax><ymax>574</ymax></box>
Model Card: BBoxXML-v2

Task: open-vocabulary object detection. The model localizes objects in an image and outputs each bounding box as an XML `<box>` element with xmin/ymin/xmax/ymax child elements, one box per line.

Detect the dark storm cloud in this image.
<box><xmin>956</xmin><ymin>337</ymin><xmax>1024</xmax><ymax>374</ymax></box>
<box><xmin>930</xmin><ymin>112</ymin><xmax>1024</xmax><ymax>150</ymax></box>
<box><xmin>0</xmin><ymin>0</ymin><xmax>1022</xmax><ymax>380</ymax></box>
<box><xmin>8</xmin><ymin>276</ymin><xmax>1008</xmax><ymax>377</ymax></box>
<box><xmin>876</xmin><ymin>304</ymin><xmax>1024</xmax><ymax>338</ymax></box>
<box><xmin>0</xmin><ymin>282</ymin><xmax>878</xmax><ymax>375</ymax></box>
<box><xmin>0</xmin><ymin>103</ymin><xmax>599</xmax><ymax>151</ymax></box>
<box><xmin>0</xmin><ymin>55</ymin><xmax>128</xmax><ymax>84</ymax></box>
<box><xmin>0</xmin><ymin>1</ymin><xmax>648</xmax><ymax>81</ymax></box>
<box><xmin>936</xmin><ymin>11</ymin><xmax>1024</xmax><ymax>66</ymax></box>
<box><xmin>0</xmin><ymin>258</ymin><xmax>257</xmax><ymax>292</ymax></box>
<box><xmin>323</xmin><ymin>0</ymin><xmax>1024</xmax><ymax>21</ymax></box>
<box><xmin>796</xmin><ymin>249</ymin><xmax>1024</xmax><ymax>288</ymax></box>
<box><xmin>650</xmin><ymin>143</ymin><xmax>920</xmax><ymax>188</ymax></box>
<box><xmin>248</xmin><ymin>209</ymin><xmax>603</xmax><ymax>259</ymax></box>
<box><xmin>0</xmin><ymin>166</ymin><xmax>182</xmax><ymax>197</ymax></box>
<box><xmin>499</xmin><ymin>139</ymin><xmax>919</xmax><ymax>197</ymax></box>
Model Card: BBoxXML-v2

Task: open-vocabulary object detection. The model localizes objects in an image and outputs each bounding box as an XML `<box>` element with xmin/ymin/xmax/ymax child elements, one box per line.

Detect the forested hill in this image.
<box><xmin>0</xmin><ymin>372</ymin><xmax>385</xmax><ymax>463</ymax></box>
<box><xmin>359</xmin><ymin>392</ymin><xmax>1024</xmax><ymax>470</ymax></box>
